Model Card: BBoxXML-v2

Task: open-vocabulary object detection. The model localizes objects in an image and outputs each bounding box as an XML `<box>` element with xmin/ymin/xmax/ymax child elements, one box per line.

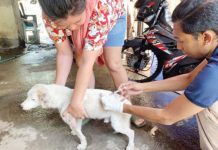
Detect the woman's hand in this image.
<box><xmin>118</xmin><ymin>81</ymin><xmax>144</xmax><ymax>97</ymax></box>
<box><xmin>65</xmin><ymin>101</ymin><xmax>88</xmax><ymax>119</ymax></box>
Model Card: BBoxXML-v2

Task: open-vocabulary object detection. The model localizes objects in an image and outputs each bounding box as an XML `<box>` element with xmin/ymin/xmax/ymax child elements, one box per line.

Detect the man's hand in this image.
<box><xmin>118</xmin><ymin>81</ymin><xmax>144</xmax><ymax>97</ymax></box>
<box><xmin>64</xmin><ymin>101</ymin><xmax>88</xmax><ymax>119</ymax></box>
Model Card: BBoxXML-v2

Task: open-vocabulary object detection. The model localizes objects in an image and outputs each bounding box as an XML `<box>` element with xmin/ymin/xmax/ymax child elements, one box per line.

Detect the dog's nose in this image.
<box><xmin>20</xmin><ymin>102</ymin><xmax>24</xmax><ymax>108</ymax></box>
<box><xmin>20</xmin><ymin>102</ymin><xmax>27</xmax><ymax>110</ymax></box>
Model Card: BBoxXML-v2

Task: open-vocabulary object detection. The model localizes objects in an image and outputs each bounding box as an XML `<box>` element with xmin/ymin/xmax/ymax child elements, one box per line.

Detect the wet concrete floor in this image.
<box><xmin>0</xmin><ymin>46</ymin><xmax>193</xmax><ymax>150</ymax></box>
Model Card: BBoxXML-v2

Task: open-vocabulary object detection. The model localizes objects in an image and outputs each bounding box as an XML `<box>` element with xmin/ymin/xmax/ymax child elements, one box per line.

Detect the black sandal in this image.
<box><xmin>82</xmin><ymin>119</ymin><xmax>91</xmax><ymax>126</ymax></box>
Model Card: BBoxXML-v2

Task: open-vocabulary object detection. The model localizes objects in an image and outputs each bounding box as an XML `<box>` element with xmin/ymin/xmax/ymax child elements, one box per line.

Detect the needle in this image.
<box><xmin>113</xmin><ymin>90</ymin><xmax>121</xmax><ymax>94</ymax></box>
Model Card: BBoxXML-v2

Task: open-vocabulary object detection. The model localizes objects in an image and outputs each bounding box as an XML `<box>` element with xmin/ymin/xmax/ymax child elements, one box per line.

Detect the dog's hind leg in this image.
<box><xmin>62</xmin><ymin>114</ymin><xmax>87</xmax><ymax>150</ymax></box>
<box><xmin>61</xmin><ymin>113</ymin><xmax>77</xmax><ymax>136</ymax></box>
<box><xmin>111</xmin><ymin>115</ymin><xmax>135</xmax><ymax>150</ymax></box>
<box><xmin>74</xmin><ymin>119</ymin><xmax>87</xmax><ymax>150</ymax></box>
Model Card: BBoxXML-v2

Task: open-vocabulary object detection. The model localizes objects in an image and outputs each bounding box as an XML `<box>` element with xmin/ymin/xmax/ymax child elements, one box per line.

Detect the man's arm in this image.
<box><xmin>119</xmin><ymin>59</ymin><xmax>208</xmax><ymax>96</ymax></box>
<box><xmin>122</xmin><ymin>60</ymin><xmax>208</xmax><ymax>124</ymax></box>
<box><xmin>142</xmin><ymin>59</ymin><xmax>208</xmax><ymax>92</ymax></box>
<box><xmin>123</xmin><ymin>94</ymin><xmax>204</xmax><ymax>125</ymax></box>
<box><xmin>55</xmin><ymin>39</ymin><xmax>73</xmax><ymax>85</ymax></box>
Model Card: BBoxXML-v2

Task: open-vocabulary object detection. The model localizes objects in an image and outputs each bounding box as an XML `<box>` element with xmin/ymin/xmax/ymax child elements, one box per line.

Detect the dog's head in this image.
<box><xmin>21</xmin><ymin>84</ymin><xmax>50</xmax><ymax>110</ymax></box>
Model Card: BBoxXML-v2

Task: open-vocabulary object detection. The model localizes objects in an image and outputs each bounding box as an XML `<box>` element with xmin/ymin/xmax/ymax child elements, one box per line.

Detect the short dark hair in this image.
<box><xmin>38</xmin><ymin>0</ymin><xmax>86</xmax><ymax>20</ymax></box>
<box><xmin>172</xmin><ymin>0</ymin><xmax>218</xmax><ymax>37</ymax></box>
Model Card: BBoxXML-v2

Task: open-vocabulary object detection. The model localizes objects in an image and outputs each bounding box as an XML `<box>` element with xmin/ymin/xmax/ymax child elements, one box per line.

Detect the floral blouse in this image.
<box><xmin>43</xmin><ymin>0</ymin><xmax>125</xmax><ymax>51</ymax></box>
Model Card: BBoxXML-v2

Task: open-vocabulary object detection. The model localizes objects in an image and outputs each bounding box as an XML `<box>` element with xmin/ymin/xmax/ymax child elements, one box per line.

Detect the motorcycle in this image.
<box><xmin>122</xmin><ymin>0</ymin><xmax>201</xmax><ymax>82</ymax></box>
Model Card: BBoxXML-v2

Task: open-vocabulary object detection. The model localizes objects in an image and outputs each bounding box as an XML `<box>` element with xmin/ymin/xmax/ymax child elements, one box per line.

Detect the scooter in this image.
<box><xmin>122</xmin><ymin>0</ymin><xmax>201</xmax><ymax>82</ymax></box>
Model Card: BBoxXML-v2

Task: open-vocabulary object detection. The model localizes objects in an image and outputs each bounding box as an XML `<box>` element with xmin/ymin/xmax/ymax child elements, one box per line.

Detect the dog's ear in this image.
<box><xmin>35</xmin><ymin>84</ymin><xmax>49</xmax><ymax>102</ymax></box>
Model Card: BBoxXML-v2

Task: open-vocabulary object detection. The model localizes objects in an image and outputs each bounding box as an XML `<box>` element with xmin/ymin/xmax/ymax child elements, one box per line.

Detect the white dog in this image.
<box><xmin>21</xmin><ymin>84</ymin><xmax>134</xmax><ymax>150</ymax></box>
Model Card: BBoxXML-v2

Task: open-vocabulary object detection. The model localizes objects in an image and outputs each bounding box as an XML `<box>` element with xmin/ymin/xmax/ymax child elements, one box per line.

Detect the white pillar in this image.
<box><xmin>0</xmin><ymin>0</ymin><xmax>24</xmax><ymax>49</ymax></box>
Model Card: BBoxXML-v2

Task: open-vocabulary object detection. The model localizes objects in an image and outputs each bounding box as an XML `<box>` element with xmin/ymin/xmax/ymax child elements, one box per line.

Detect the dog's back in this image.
<box><xmin>47</xmin><ymin>84</ymin><xmax>129</xmax><ymax>116</ymax></box>
<box><xmin>83</xmin><ymin>89</ymin><xmax>131</xmax><ymax>121</ymax></box>
<box><xmin>48</xmin><ymin>85</ymin><xmax>131</xmax><ymax>125</ymax></box>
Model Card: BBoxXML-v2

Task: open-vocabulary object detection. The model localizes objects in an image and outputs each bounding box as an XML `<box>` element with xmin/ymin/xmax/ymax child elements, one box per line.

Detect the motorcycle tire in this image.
<box><xmin>122</xmin><ymin>42</ymin><xmax>164</xmax><ymax>82</ymax></box>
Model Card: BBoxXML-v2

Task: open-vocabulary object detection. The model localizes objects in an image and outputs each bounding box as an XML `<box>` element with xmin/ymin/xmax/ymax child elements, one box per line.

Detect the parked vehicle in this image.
<box><xmin>122</xmin><ymin>0</ymin><xmax>201</xmax><ymax>82</ymax></box>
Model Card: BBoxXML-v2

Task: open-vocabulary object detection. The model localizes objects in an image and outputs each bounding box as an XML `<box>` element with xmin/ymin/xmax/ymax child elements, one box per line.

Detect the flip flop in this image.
<box><xmin>131</xmin><ymin>116</ymin><xmax>147</xmax><ymax>128</ymax></box>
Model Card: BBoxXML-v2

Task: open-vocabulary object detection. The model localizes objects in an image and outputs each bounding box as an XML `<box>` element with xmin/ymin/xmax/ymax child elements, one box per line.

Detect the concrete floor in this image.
<box><xmin>0</xmin><ymin>46</ymin><xmax>192</xmax><ymax>150</ymax></box>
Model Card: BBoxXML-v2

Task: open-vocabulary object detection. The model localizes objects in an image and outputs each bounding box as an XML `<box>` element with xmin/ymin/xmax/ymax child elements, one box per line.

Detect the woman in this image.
<box><xmin>38</xmin><ymin>0</ymin><xmax>128</xmax><ymax>119</ymax></box>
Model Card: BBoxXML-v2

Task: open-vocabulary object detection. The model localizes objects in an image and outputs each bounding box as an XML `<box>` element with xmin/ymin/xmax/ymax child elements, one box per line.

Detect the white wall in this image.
<box><xmin>167</xmin><ymin>0</ymin><xmax>181</xmax><ymax>14</ymax></box>
<box><xmin>0</xmin><ymin>0</ymin><xmax>24</xmax><ymax>49</ymax></box>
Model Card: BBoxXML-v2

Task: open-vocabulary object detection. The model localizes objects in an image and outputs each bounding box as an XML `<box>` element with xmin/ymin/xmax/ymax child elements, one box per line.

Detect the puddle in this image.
<box><xmin>0</xmin><ymin>48</ymin><xmax>27</xmax><ymax>63</ymax></box>
<box><xmin>27</xmin><ymin>44</ymin><xmax>55</xmax><ymax>51</ymax></box>
<box><xmin>0</xmin><ymin>44</ymin><xmax>55</xmax><ymax>64</ymax></box>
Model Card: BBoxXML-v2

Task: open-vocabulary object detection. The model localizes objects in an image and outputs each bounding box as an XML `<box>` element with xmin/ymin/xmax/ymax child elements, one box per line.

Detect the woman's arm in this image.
<box><xmin>66</xmin><ymin>49</ymin><xmax>101</xmax><ymax>118</ymax></box>
<box><xmin>55</xmin><ymin>39</ymin><xmax>73</xmax><ymax>85</ymax></box>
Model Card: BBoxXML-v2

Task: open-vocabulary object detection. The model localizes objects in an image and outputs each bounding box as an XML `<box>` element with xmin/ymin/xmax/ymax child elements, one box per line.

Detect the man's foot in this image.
<box><xmin>131</xmin><ymin>116</ymin><xmax>147</xmax><ymax>128</ymax></box>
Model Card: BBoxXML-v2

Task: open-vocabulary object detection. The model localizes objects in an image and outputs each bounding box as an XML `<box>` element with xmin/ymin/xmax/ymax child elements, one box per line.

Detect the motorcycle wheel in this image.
<box><xmin>122</xmin><ymin>45</ymin><xmax>164</xmax><ymax>82</ymax></box>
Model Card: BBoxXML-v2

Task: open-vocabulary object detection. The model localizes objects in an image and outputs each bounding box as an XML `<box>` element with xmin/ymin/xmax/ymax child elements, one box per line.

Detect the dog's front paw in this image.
<box><xmin>103</xmin><ymin>118</ymin><xmax>110</xmax><ymax>123</ymax></box>
<box><xmin>126</xmin><ymin>144</ymin><xmax>134</xmax><ymax>150</ymax></box>
<box><xmin>71</xmin><ymin>130</ymin><xmax>76</xmax><ymax>135</ymax></box>
<box><xmin>77</xmin><ymin>143</ymin><xmax>87</xmax><ymax>150</ymax></box>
